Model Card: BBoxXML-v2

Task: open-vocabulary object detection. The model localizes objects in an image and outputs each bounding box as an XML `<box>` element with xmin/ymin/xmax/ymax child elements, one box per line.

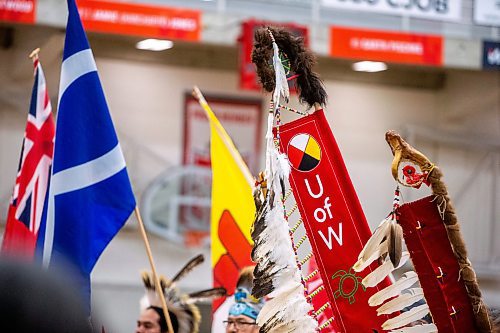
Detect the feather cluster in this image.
<box><xmin>353</xmin><ymin>214</ymin><xmax>434</xmax><ymax>333</ymax></box>
<box><xmin>251</xmin><ymin>156</ymin><xmax>317</xmax><ymax>332</ymax></box>
<box><xmin>140</xmin><ymin>255</ymin><xmax>226</xmax><ymax>333</ymax></box>
<box><xmin>251</xmin><ymin>118</ymin><xmax>316</xmax><ymax>332</ymax></box>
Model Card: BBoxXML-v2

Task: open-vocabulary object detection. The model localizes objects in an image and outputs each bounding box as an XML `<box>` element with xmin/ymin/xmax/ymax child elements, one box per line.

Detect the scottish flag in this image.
<box><xmin>36</xmin><ymin>0</ymin><xmax>136</xmax><ymax>310</ymax></box>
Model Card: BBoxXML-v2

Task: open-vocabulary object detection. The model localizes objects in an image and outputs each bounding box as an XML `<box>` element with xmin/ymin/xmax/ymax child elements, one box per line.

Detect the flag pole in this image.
<box><xmin>192</xmin><ymin>86</ymin><xmax>255</xmax><ymax>187</ymax></box>
<box><xmin>29</xmin><ymin>47</ymin><xmax>40</xmax><ymax>59</ymax></box>
<box><xmin>134</xmin><ymin>206</ymin><xmax>175</xmax><ymax>333</ymax></box>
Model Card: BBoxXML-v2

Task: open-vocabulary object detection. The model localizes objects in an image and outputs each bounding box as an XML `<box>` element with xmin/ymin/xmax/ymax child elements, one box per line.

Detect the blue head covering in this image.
<box><xmin>228</xmin><ymin>287</ymin><xmax>263</xmax><ymax>320</ymax></box>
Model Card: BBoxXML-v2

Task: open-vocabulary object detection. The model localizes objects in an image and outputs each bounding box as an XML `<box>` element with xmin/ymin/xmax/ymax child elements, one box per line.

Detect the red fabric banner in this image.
<box><xmin>330</xmin><ymin>26</ymin><xmax>443</xmax><ymax>66</ymax></box>
<box><xmin>399</xmin><ymin>196</ymin><xmax>479</xmax><ymax>332</ymax></box>
<box><xmin>277</xmin><ymin>110</ymin><xmax>390</xmax><ymax>332</ymax></box>
<box><xmin>0</xmin><ymin>0</ymin><xmax>35</xmax><ymax>24</ymax></box>
<box><xmin>76</xmin><ymin>0</ymin><xmax>201</xmax><ymax>41</ymax></box>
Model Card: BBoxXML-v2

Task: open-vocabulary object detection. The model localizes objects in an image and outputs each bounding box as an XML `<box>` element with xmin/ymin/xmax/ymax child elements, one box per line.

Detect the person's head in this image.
<box><xmin>0</xmin><ymin>260</ymin><xmax>92</xmax><ymax>333</ymax></box>
<box><xmin>136</xmin><ymin>306</ymin><xmax>178</xmax><ymax>333</ymax></box>
<box><xmin>224</xmin><ymin>313</ymin><xmax>259</xmax><ymax>333</ymax></box>
<box><xmin>224</xmin><ymin>287</ymin><xmax>261</xmax><ymax>333</ymax></box>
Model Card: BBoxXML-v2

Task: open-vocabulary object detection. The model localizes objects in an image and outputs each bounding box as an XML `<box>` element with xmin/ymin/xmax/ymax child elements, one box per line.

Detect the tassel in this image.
<box><xmin>382</xmin><ymin>304</ymin><xmax>431</xmax><ymax>330</ymax></box>
<box><xmin>388</xmin><ymin>323</ymin><xmax>438</xmax><ymax>333</ymax></box>
<box><xmin>369</xmin><ymin>271</ymin><xmax>419</xmax><ymax>306</ymax></box>
<box><xmin>377</xmin><ymin>288</ymin><xmax>425</xmax><ymax>315</ymax></box>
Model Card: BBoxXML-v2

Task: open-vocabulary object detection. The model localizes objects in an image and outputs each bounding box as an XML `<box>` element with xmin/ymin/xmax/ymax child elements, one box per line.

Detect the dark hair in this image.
<box><xmin>0</xmin><ymin>260</ymin><xmax>92</xmax><ymax>333</ymax></box>
<box><xmin>148</xmin><ymin>306</ymin><xmax>179</xmax><ymax>333</ymax></box>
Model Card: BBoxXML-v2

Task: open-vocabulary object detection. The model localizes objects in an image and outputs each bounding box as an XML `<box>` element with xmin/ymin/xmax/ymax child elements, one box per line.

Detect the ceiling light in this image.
<box><xmin>352</xmin><ymin>61</ymin><xmax>387</xmax><ymax>73</ymax></box>
<box><xmin>136</xmin><ymin>39</ymin><xmax>174</xmax><ymax>51</ymax></box>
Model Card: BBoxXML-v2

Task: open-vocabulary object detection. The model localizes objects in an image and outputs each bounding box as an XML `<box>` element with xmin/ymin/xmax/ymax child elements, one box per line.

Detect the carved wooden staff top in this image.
<box><xmin>385</xmin><ymin>130</ymin><xmax>493</xmax><ymax>333</ymax></box>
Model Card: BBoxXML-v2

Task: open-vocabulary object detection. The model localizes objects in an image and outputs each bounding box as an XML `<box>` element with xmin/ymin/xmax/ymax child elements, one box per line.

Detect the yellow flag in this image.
<box><xmin>197</xmin><ymin>90</ymin><xmax>256</xmax><ymax>331</ymax></box>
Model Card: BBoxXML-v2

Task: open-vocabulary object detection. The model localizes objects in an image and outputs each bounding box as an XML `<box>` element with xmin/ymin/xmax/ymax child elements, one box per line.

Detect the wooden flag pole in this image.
<box><xmin>134</xmin><ymin>206</ymin><xmax>175</xmax><ymax>333</ymax></box>
<box><xmin>192</xmin><ymin>86</ymin><xmax>254</xmax><ymax>187</ymax></box>
<box><xmin>29</xmin><ymin>47</ymin><xmax>40</xmax><ymax>59</ymax></box>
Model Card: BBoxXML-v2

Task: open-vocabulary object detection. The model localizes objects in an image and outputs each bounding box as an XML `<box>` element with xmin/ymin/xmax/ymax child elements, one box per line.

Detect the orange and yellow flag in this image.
<box><xmin>194</xmin><ymin>88</ymin><xmax>256</xmax><ymax>332</ymax></box>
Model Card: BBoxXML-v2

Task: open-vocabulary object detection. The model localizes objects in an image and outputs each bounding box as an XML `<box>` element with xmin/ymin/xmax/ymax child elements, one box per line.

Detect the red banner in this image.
<box><xmin>0</xmin><ymin>0</ymin><xmax>35</xmax><ymax>24</ymax></box>
<box><xmin>399</xmin><ymin>197</ymin><xmax>479</xmax><ymax>332</ymax></box>
<box><xmin>330</xmin><ymin>26</ymin><xmax>443</xmax><ymax>66</ymax></box>
<box><xmin>76</xmin><ymin>0</ymin><xmax>201</xmax><ymax>41</ymax></box>
<box><xmin>239</xmin><ymin>19</ymin><xmax>308</xmax><ymax>91</ymax></box>
<box><xmin>277</xmin><ymin>110</ymin><xmax>390</xmax><ymax>332</ymax></box>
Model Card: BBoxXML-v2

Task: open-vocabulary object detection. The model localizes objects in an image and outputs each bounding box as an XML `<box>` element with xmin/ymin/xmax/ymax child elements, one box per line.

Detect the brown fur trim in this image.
<box><xmin>490</xmin><ymin>308</ymin><xmax>500</xmax><ymax>333</ymax></box>
<box><xmin>252</xmin><ymin>26</ymin><xmax>327</xmax><ymax>108</ymax></box>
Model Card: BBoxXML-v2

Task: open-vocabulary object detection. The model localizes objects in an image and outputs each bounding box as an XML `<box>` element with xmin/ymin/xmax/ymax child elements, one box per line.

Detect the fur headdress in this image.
<box><xmin>140</xmin><ymin>254</ymin><xmax>226</xmax><ymax>333</ymax></box>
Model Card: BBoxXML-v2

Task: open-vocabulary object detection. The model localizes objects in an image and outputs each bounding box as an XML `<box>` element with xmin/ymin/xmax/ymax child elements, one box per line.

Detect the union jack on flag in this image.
<box><xmin>1</xmin><ymin>56</ymin><xmax>55</xmax><ymax>258</ymax></box>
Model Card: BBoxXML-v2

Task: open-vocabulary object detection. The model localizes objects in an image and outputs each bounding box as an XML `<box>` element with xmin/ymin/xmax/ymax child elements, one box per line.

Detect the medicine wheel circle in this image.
<box><xmin>287</xmin><ymin>133</ymin><xmax>321</xmax><ymax>172</ymax></box>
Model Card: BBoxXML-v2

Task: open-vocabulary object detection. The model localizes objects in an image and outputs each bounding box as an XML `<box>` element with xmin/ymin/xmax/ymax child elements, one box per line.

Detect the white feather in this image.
<box><xmin>362</xmin><ymin>258</ymin><xmax>394</xmax><ymax>288</ymax></box>
<box><xmin>361</xmin><ymin>252</ymin><xmax>410</xmax><ymax>288</ymax></box>
<box><xmin>356</xmin><ymin>217</ymin><xmax>392</xmax><ymax>267</ymax></box>
<box><xmin>272</xmin><ymin>40</ymin><xmax>289</xmax><ymax>106</ymax></box>
<box><xmin>369</xmin><ymin>271</ymin><xmax>419</xmax><ymax>306</ymax></box>
<box><xmin>388</xmin><ymin>323</ymin><xmax>438</xmax><ymax>333</ymax></box>
<box><xmin>276</xmin><ymin>152</ymin><xmax>291</xmax><ymax>180</ymax></box>
<box><xmin>377</xmin><ymin>288</ymin><xmax>425</xmax><ymax>315</ymax></box>
<box><xmin>264</xmin><ymin>113</ymin><xmax>274</xmax><ymax>182</ymax></box>
<box><xmin>395</xmin><ymin>251</ymin><xmax>410</xmax><ymax>269</ymax></box>
<box><xmin>382</xmin><ymin>304</ymin><xmax>430</xmax><ymax>330</ymax></box>
<box><xmin>140</xmin><ymin>292</ymin><xmax>155</xmax><ymax>310</ymax></box>
<box><xmin>257</xmin><ymin>283</ymin><xmax>311</xmax><ymax>325</ymax></box>
<box><xmin>354</xmin><ymin>239</ymin><xmax>389</xmax><ymax>272</ymax></box>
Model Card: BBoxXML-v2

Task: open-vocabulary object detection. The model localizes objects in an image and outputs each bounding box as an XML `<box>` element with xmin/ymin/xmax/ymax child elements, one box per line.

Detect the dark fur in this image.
<box><xmin>490</xmin><ymin>308</ymin><xmax>500</xmax><ymax>333</ymax></box>
<box><xmin>252</xmin><ymin>26</ymin><xmax>327</xmax><ymax>108</ymax></box>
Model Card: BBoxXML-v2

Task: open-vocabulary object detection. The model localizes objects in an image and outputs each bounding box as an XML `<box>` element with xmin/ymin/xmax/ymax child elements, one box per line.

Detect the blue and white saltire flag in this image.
<box><xmin>36</xmin><ymin>0</ymin><xmax>136</xmax><ymax>310</ymax></box>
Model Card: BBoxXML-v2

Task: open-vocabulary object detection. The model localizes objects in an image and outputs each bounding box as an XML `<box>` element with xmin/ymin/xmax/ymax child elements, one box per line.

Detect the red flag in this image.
<box><xmin>1</xmin><ymin>57</ymin><xmax>55</xmax><ymax>258</ymax></box>
<box><xmin>277</xmin><ymin>110</ymin><xmax>391</xmax><ymax>332</ymax></box>
<box><xmin>399</xmin><ymin>197</ymin><xmax>478</xmax><ymax>332</ymax></box>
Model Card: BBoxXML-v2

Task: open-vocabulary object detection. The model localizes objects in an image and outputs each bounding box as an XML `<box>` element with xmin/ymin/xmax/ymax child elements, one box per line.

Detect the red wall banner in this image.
<box><xmin>278</xmin><ymin>110</ymin><xmax>391</xmax><ymax>332</ymax></box>
<box><xmin>0</xmin><ymin>0</ymin><xmax>35</xmax><ymax>24</ymax></box>
<box><xmin>76</xmin><ymin>0</ymin><xmax>201</xmax><ymax>41</ymax></box>
<box><xmin>331</xmin><ymin>26</ymin><xmax>443</xmax><ymax>66</ymax></box>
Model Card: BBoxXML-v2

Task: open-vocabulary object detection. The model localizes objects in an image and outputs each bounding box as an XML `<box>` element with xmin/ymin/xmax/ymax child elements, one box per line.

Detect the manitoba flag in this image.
<box><xmin>1</xmin><ymin>56</ymin><xmax>55</xmax><ymax>259</ymax></box>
